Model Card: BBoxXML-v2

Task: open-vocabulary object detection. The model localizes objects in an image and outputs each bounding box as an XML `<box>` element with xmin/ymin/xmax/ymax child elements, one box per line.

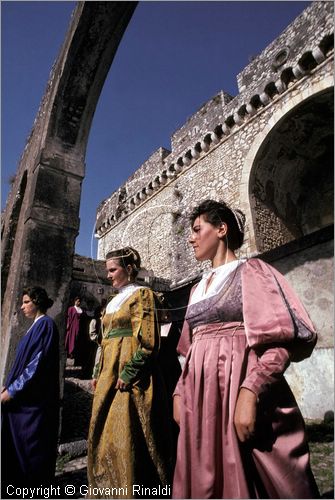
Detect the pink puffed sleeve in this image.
<box><xmin>241</xmin><ymin>258</ymin><xmax>317</xmax><ymax>362</ymax></box>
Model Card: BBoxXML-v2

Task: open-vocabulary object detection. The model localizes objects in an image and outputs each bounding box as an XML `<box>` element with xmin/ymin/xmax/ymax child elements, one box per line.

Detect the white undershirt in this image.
<box><xmin>190</xmin><ymin>259</ymin><xmax>245</xmax><ymax>305</ymax></box>
<box><xmin>106</xmin><ymin>284</ymin><xmax>147</xmax><ymax>314</ymax></box>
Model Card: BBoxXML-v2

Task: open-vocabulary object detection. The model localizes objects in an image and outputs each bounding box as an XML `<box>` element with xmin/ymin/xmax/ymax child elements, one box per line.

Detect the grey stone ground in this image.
<box><xmin>55</xmin><ymin>361</ymin><xmax>334</xmax><ymax>499</ymax></box>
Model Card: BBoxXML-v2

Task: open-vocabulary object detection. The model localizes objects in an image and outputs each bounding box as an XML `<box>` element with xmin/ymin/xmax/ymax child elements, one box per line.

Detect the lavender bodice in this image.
<box><xmin>185</xmin><ymin>266</ymin><xmax>243</xmax><ymax>330</ymax></box>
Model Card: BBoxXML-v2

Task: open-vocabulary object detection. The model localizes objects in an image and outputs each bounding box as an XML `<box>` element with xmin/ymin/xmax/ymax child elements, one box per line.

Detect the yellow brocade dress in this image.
<box><xmin>87</xmin><ymin>286</ymin><xmax>172</xmax><ymax>498</ymax></box>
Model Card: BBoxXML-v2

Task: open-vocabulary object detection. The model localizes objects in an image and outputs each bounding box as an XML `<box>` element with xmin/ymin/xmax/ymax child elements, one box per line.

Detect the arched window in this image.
<box><xmin>249</xmin><ymin>88</ymin><xmax>333</xmax><ymax>252</ymax></box>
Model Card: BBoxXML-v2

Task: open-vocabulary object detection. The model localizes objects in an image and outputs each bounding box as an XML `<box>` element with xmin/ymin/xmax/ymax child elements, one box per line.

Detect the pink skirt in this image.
<box><xmin>172</xmin><ymin>322</ymin><xmax>319</xmax><ymax>499</ymax></box>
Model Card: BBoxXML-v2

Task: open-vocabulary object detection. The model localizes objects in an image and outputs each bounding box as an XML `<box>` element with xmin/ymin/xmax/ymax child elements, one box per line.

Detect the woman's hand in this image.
<box><xmin>173</xmin><ymin>395</ymin><xmax>181</xmax><ymax>426</ymax></box>
<box><xmin>234</xmin><ymin>387</ymin><xmax>257</xmax><ymax>442</ymax></box>
<box><xmin>1</xmin><ymin>389</ymin><xmax>11</xmax><ymax>404</ymax></box>
<box><xmin>115</xmin><ymin>377</ymin><xmax>130</xmax><ymax>391</ymax></box>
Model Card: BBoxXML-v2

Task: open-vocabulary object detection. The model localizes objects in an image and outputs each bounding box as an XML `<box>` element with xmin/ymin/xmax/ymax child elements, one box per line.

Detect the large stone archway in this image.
<box><xmin>1</xmin><ymin>2</ymin><xmax>137</xmax><ymax>380</ymax></box>
<box><xmin>239</xmin><ymin>76</ymin><xmax>334</xmax><ymax>253</ymax></box>
<box><xmin>250</xmin><ymin>87</ymin><xmax>333</xmax><ymax>252</ymax></box>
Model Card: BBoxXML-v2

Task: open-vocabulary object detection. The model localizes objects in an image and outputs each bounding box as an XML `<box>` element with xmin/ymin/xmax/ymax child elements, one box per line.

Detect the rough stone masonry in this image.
<box><xmin>95</xmin><ymin>1</ymin><xmax>334</xmax><ymax>419</ymax></box>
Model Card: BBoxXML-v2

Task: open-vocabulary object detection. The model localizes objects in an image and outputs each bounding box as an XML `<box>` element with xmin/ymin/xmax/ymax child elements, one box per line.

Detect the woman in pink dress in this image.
<box><xmin>64</xmin><ymin>296</ymin><xmax>83</xmax><ymax>358</ymax></box>
<box><xmin>172</xmin><ymin>199</ymin><xmax>320</xmax><ymax>499</ymax></box>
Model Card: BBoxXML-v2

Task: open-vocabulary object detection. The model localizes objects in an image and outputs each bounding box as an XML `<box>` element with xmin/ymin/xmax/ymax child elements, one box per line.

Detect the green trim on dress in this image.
<box><xmin>105</xmin><ymin>327</ymin><xmax>133</xmax><ymax>339</ymax></box>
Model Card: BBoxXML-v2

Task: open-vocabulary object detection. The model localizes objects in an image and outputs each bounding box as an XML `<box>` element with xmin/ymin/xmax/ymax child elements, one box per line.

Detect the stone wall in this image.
<box><xmin>1</xmin><ymin>2</ymin><xmax>138</xmax><ymax>382</ymax></box>
<box><xmin>70</xmin><ymin>255</ymin><xmax>113</xmax><ymax>313</ymax></box>
<box><xmin>97</xmin><ymin>59</ymin><xmax>333</xmax><ymax>282</ymax></box>
<box><xmin>96</xmin><ymin>147</ymin><xmax>171</xmax><ymax>231</ymax></box>
<box><xmin>96</xmin><ymin>2</ymin><xmax>333</xmax><ymax>279</ymax></box>
<box><xmin>170</xmin><ymin>90</ymin><xmax>234</xmax><ymax>156</ymax></box>
<box><xmin>95</xmin><ymin>1</ymin><xmax>334</xmax><ymax>418</ymax></box>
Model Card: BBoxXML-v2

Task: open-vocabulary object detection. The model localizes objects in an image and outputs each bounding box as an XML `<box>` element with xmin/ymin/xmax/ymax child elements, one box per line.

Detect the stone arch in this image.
<box><xmin>1</xmin><ymin>171</ymin><xmax>28</xmax><ymax>302</ymax></box>
<box><xmin>1</xmin><ymin>2</ymin><xmax>137</xmax><ymax>380</ymax></box>
<box><xmin>239</xmin><ymin>77</ymin><xmax>334</xmax><ymax>253</ymax></box>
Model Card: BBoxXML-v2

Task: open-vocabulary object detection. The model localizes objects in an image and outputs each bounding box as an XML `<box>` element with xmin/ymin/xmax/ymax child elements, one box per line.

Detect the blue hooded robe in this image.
<box><xmin>1</xmin><ymin>315</ymin><xmax>59</xmax><ymax>493</ymax></box>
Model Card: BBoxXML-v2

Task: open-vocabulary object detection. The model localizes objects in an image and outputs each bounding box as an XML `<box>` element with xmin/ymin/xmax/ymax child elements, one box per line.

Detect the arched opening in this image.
<box><xmin>249</xmin><ymin>88</ymin><xmax>333</xmax><ymax>252</ymax></box>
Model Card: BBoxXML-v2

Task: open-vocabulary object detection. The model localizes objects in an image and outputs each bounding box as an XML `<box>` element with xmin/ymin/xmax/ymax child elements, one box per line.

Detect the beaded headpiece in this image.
<box><xmin>231</xmin><ymin>208</ymin><xmax>245</xmax><ymax>234</ymax></box>
<box><xmin>106</xmin><ymin>246</ymin><xmax>141</xmax><ymax>270</ymax></box>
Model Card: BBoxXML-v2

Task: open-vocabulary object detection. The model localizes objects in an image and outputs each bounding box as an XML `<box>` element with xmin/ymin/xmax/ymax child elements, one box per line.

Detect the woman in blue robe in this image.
<box><xmin>1</xmin><ymin>287</ymin><xmax>59</xmax><ymax>495</ymax></box>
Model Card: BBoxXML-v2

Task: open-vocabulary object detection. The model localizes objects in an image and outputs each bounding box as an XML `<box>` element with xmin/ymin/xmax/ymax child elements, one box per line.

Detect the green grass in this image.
<box><xmin>306</xmin><ymin>419</ymin><xmax>334</xmax><ymax>498</ymax></box>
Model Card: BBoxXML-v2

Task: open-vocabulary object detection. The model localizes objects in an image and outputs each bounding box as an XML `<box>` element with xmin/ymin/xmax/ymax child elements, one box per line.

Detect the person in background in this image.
<box><xmin>87</xmin><ymin>247</ymin><xmax>172</xmax><ymax>498</ymax></box>
<box><xmin>1</xmin><ymin>287</ymin><xmax>59</xmax><ymax>496</ymax></box>
<box><xmin>64</xmin><ymin>296</ymin><xmax>83</xmax><ymax>359</ymax></box>
<box><xmin>172</xmin><ymin>199</ymin><xmax>320</xmax><ymax>499</ymax></box>
<box><xmin>89</xmin><ymin>305</ymin><xmax>104</xmax><ymax>386</ymax></box>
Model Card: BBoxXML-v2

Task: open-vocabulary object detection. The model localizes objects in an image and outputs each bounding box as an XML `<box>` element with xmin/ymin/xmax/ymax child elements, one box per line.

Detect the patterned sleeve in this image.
<box><xmin>89</xmin><ymin>319</ymin><xmax>98</xmax><ymax>342</ymax></box>
<box><xmin>7</xmin><ymin>352</ymin><xmax>42</xmax><ymax>397</ymax></box>
<box><xmin>120</xmin><ymin>288</ymin><xmax>158</xmax><ymax>384</ymax></box>
<box><xmin>5</xmin><ymin>317</ymin><xmax>58</xmax><ymax>398</ymax></box>
<box><xmin>92</xmin><ymin>345</ymin><xmax>102</xmax><ymax>380</ymax></box>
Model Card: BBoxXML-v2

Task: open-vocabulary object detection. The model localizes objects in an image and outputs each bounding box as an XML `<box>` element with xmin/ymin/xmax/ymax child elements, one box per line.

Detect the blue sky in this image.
<box><xmin>2</xmin><ymin>0</ymin><xmax>310</xmax><ymax>258</ymax></box>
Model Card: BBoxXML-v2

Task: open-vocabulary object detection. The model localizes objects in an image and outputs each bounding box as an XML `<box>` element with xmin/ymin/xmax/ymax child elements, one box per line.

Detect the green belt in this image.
<box><xmin>105</xmin><ymin>327</ymin><xmax>133</xmax><ymax>339</ymax></box>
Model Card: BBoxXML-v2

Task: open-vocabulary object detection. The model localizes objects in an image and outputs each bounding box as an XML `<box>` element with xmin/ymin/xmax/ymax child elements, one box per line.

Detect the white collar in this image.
<box><xmin>106</xmin><ymin>284</ymin><xmax>147</xmax><ymax>314</ymax></box>
<box><xmin>190</xmin><ymin>259</ymin><xmax>245</xmax><ymax>305</ymax></box>
<box><xmin>202</xmin><ymin>259</ymin><xmax>240</xmax><ymax>278</ymax></box>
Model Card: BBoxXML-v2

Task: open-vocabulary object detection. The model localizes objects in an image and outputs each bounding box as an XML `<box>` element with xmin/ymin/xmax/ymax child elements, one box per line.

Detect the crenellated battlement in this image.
<box><xmin>237</xmin><ymin>1</ymin><xmax>334</xmax><ymax>94</ymax></box>
<box><xmin>96</xmin><ymin>0</ymin><xmax>333</xmax><ymax>238</ymax></box>
<box><xmin>96</xmin><ymin>147</ymin><xmax>171</xmax><ymax>231</ymax></box>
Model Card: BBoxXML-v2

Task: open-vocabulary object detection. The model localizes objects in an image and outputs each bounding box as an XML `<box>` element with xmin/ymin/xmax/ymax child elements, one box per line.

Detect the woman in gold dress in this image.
<box><xmin>87</xmin><ymin>247</ymin><xmax>172</xmax><ymax>498</ymax></box>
